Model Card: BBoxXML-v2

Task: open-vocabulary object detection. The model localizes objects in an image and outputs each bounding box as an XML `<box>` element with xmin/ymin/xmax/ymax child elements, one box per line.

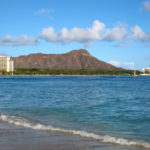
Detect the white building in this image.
<box><xmin>142</xmin><ymin>67</ymin><xmax>150</xmax><ymax>74</ymax></box>
<box><xmin>0</xmin><ymin>56</ymin><xmax>14</xmax><ymax>72</ymax></box>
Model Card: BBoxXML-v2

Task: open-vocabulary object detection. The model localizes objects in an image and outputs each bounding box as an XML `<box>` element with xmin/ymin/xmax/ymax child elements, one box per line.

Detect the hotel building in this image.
<box><xmin>0</xmin><ymin>56</ymin><xmax>14</xmax><ymax>72</ymax></box>
<box><xmin>142</xmin><ymin>67</ymin><xmax>150</xmax><ymax>74</ymax></box>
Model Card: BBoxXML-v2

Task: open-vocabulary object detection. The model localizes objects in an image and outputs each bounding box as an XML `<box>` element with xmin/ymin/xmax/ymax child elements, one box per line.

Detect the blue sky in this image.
<box><xmin>0</xmin><ymin>0</ymin><xmax>150</xmax><ymax>70</ymax></box>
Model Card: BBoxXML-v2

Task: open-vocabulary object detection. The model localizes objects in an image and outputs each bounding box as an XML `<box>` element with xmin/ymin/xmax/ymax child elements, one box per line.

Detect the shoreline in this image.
<box><xmin>0</xmin><ymin>74</ymin><xmax>133</xmax><ymax>77</ymax></box>
<box><xmin>0</xmin><ymin>76</ymin><xmax>149</xmax><ymax>150</ymax></box>
<box><xmin>0</xmin><ymin>121</ymin><xmax>145</xmax><ymax>150</ymax></box>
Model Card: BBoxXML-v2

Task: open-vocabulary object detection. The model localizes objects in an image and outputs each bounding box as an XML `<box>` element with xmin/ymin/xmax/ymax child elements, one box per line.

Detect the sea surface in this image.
<box><xmin>0</xmin><ymin>76</ymin><xmax>150</xmax><ymax>150</ymax></box>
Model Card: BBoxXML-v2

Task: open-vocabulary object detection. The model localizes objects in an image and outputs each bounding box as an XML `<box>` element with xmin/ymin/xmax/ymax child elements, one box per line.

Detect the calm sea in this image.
<box><xmin>0</xmin><ymin>76</ymin><xmax>150</xmax><ymax>150</ymax></box>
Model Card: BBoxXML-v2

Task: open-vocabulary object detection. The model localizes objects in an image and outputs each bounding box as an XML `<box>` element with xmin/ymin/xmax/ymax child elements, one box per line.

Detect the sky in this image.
<box><xmin>0</xmin><ymin>0</ymin><xmax>150</xmax><ymax>70</ymax></box>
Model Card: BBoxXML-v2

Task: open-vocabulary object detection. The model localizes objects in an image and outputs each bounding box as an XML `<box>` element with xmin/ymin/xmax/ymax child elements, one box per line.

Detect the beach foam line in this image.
<box><xmin>0</xmin><ymin>113</ymin><xmax>150</xmax><ymax>149</ymax></box>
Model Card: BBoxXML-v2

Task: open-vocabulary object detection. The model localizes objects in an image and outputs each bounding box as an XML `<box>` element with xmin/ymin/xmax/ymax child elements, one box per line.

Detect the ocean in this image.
<box><xmin>0</xmin><ymin>76</ymin><xmax>150</xmax><ymax>150</ymax></box>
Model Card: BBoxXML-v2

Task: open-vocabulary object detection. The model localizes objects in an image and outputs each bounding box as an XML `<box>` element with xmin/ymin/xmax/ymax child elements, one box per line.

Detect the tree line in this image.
<box><xmin>0</xmin><ymin>68</ymin><xmax>141</xmax><ymax>75</ymax></box>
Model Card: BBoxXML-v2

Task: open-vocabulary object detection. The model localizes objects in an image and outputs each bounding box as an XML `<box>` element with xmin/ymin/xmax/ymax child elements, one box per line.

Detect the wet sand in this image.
<box><xmin>0</xmin><ymin>121</ymin><xmax>145</xmax><ymax>150</ymax></box>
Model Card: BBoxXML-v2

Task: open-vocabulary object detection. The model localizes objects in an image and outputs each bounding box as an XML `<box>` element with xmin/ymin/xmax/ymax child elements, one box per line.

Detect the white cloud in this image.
<box><xmin>1</xmin><ymin>20</ymin><xmax>149</xmax><ymax>47</ymax></box>
<box><xmin>109</xmin><ymin>60</ymin><xmax>135</xmax><ymax>69</ymax></box>
<box><xmin>40</xmin><ymin>20</ymin><xmax>128</xmax><ymax>45</ymax></box>
<box><xmin>130</xmin><ymin>25</ymin><xmax>150</xmax><ymax>42</ymax></box>
<box><xmin>141</xmin><ymin>1</ymin><xmax>150</xmax><ymax>12</ymax></box>
<box><xmin>0</xmin><ymin>35</ymin><xmax>38</xmax><ymax>46</ymax></box>
<box><xmin>109</xmin><ymin>60</ymin><xmax>121</xmax><ymax>67</ymax></box>
<box><xmin>104</xmin><ymin>24</ymin><xmax>127</xmax><ymax>41</ymax></box>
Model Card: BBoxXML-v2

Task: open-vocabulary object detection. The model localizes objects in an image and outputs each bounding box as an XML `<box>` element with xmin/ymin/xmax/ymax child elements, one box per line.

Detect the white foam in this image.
<box><xmin>0</xmin><ymin>114</ymin><xmax>150</xmax><ymax>149</ymax></box>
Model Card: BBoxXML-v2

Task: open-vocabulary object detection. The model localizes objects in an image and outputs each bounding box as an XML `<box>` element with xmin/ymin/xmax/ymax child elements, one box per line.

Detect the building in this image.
<box><xmin>0</xmin><ymin>56</ymin><xmax>14</xmax><ymax>72</ymax></box>
<box><xmin>142</xmin><ymin>67</ymin><xmax>150</xmax><ymax>74</ymax></box>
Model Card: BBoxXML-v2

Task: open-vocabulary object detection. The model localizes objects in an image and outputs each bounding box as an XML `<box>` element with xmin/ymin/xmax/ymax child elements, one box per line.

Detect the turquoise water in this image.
<box><xmin>0</xmin><ymin>76</ymin><xmax>150</xmax><ymax>149</ymax></box>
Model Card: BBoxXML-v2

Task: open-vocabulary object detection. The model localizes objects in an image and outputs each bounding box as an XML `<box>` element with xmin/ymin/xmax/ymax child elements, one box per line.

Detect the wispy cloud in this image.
<box><xmin>0</xmin><ymin>52</ymin><xmax>10</xmax><ymax>56</ymax></box>
<box><xmin>35</xmin><ymin>9</ymin><xmax>55</xmax><ymax>18</ymax></box>
<box><xmin>140</xmin><ymin>0</ymin><xmax>150</xmax><ymax>12</ymax></box>
<box><xmin>109</xmin><ymin>60</ymin><xmax>135</xmax><ymax>69</ymax></box>
<box><xmin>145</xmin><ymin>56</ymin><xmax>150</xmax><ymax>60</ymax></box>
<box><xmin>0</xmin><ymin>35</ymin><xmax>38</xmax><ymax>46</ymax></box>
<box><xmin>36</xmin><ymin>9</ymin><xmax>54</xmax><ymax>14</ymax></box>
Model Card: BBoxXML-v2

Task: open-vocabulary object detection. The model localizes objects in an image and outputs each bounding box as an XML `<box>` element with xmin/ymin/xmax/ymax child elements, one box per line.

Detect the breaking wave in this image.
<box><xmin>0</xmin><ymin>113</ymin><xmax>150</xmax><ymax>149</ymax></box>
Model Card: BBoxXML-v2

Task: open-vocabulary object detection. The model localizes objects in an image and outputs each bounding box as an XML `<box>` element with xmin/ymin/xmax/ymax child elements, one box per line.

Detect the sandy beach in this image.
<box><xmin>0</xmin><ymin>121</ymin><xmax>144</xmax><ymax>150</ymax></box>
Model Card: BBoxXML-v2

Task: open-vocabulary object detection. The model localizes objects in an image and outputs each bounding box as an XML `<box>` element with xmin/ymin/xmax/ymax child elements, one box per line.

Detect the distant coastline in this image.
<box><xmin>0</xmin><ymin>69</ymin><xmax>141</xmax><ymax>76</ymax></box>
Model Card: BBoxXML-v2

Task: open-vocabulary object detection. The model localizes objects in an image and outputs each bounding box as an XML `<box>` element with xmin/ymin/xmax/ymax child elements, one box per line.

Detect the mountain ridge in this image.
<box><xmin>12</xmin><ymin>49</ymin><xmax>123</xmax><ymax>70</ymax></box>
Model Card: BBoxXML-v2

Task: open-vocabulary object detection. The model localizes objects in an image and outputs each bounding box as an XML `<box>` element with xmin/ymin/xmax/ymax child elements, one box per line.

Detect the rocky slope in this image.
<box><xmin>12</xmin><ymin>49</ymin><xmax>122</xmax><ymax>70</ymax></box>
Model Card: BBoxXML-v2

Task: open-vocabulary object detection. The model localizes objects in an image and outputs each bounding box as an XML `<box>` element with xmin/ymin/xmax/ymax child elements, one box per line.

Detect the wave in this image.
<box><xmin>0</xmin><ymin>113</ymin><xmax>150</xmax><ymax>149</ymax></box>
